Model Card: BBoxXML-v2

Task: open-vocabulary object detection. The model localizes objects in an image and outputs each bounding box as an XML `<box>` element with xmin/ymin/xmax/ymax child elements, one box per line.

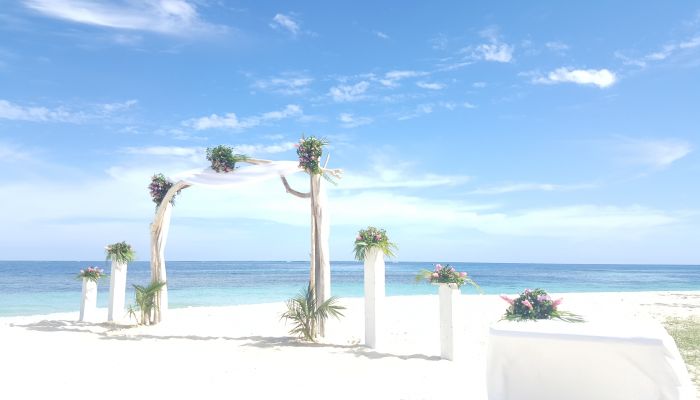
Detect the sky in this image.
<box><xmin>0</xmin><ymin>1</ymin><xmax>698</xmax><ymax>264</ymax></box>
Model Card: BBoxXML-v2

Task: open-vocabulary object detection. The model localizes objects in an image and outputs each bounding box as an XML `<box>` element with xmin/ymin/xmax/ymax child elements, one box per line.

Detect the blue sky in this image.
<box><xmin>0</xmin><ymin>1</ymin><xmax>698</xmax><ymax>263</ymax></box>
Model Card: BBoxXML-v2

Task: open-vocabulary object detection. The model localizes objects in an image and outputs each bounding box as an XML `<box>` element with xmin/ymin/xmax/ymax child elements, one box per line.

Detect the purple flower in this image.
<box><xmin>435</xmin><ymin>264</ymin><xmax>443</xmax><ymax>271</ymax></box>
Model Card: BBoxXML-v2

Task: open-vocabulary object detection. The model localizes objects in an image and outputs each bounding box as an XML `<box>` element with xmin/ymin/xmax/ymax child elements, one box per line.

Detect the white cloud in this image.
<box><xmin>252</xmin><ymin>74</ymin><xmax>313</xmax><ymax>95</ymax></box>
<box><xmin>471</xmin><ymin>182</ymin><xmax>595</xmax><ymax>195</ymax></box>
<box><xmin>374</xmin><ymin>31</ymin><xmax>389</xmax><ymax>40</ymax></box>
<box><xmin>270</xmin><ymin>13</ymin><xmax>300</xmax><ymax>36</ymax></box>
<box><xmin>0</xmin><ymin>98</ymin><xmax>136</xmax><ymax>123</ymax></box>
<box><xmin>338</xmin><ymin>113</ymin><xmax>373</xmax><ymax>128</ymax></box>
<box><xmin>378</xmin><ymin>70</ymin><xmax>428</xmax><ymax>87</ymax></box>
<box><xmin>328</xmin><ymin>81</ymin><xmax>370</xmax><ymax>102</ymax></box>
<box><xmin>416</xmin><ymin>81</ymin><xmax>445</xmax><ymax>90</ymax></box>
<box><xmin>123</xmin><ymin>146</ymin><xmax>201</xmax><ymax>157</ymax></box>
<box><xmin>23</xmin><ymin>0</ymin><xmax>222</xmax><ymax>36</ymax></box>
<box><xmin>466</xmin><ymin>27</ymin><xmax>514</xmax><ymax>63</ymax></box>
<box><xmin>474</xmin><ymin>43</ymin><xmax>513</xmax><ymax>62</ymax></box>
<box><xmin>617</xmin><ymin>137</ymin><xmax>693</xmax><ymax>169</ymax></box>
<box><xmin>472</xmin><ymin>82</ymin><xmax>487</xmax><ymax>88</ymax></box>
<box><xmin>531</xmin><ymin>68</ymin><xmax>617</xmax><ymax>88</ymax></box>
<box><xmin>235</xmin><ymin>142</ymin><xmax>297</xmax><ymax>155</ymax></box>
<box><xmin>99</xmin><ymin>99</ymin><xmax>138</xmax><ymax>113</ymax></box>
<box><xmin>186</xmin><ymin>104</ymin><xmax>302</xmax><ymax>131</ymax></box>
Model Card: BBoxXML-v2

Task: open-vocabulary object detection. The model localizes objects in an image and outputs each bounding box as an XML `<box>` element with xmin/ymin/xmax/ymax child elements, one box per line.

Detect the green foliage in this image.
<box><xmin>353</xmin><ymin>226</ymin><xmax>397</xmax><ymax>261</ymax></box>
<box><xmin>129</xmin><ymin>281</ymin><xmax>166</xmax><ymax>325</ymax></box>
<box><xmin>77</xmin><ymin>266</ymin><xmax>106</xmax><ymax>283</ymax></box>
<box><xmin>280</xmin><ymin>284</ymin><xmax>345</xmax><ymax>342</ymax></box>
<box><xmin>206</xmin><ymin>145</ymin><xmax>250</xmax><ymax>173</ymax></box>
<box><xmin>416</xmin><ymin>263</ymin><xmax>482</xmax><ymax>291</ymax></box>
<box><xmin>149</xmin><ymin>173</ymin><xmax>180</xmax><ymax>208</ymax></box>
<box><xmin>105</xmin><ymin>241</ymin><xmax>135</xmax><ymax>263</ymax></box>
<box><xmin>501</xmin><ymin>288</ymin><xmax>584</xmax><ymax>322</ymax></box>
<box><xmin>664</xmin><ymin>317</ymin><xmax>700</xmax><ymax>386</ymax></box>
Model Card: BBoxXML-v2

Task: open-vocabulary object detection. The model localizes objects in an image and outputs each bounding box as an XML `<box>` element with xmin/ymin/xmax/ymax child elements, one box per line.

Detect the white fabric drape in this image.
<box><xmin>179</xmin><ymin>161</ymin><xmax>302</xmax><ymax>188</ymax></box>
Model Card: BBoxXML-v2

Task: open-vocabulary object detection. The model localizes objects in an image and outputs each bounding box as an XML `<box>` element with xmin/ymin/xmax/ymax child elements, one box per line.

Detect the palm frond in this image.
<box><xmin>281</xmin><ymin>284</ymin><xmax>345</xmax><ymax>342</ymax></box>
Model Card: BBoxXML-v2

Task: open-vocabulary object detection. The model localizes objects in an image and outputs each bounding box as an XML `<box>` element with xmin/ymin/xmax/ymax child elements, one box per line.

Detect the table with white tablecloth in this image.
<box><xmin>487</xmin><ymin>319</ymin><xmax>695</xmax><ymax>400</ymax></box>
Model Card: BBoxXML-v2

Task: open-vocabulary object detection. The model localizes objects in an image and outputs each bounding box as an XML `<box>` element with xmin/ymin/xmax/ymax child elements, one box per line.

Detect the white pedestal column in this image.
<box><xmin>108</xmin><ymin>261</ymin><xmax>127</xmax><ymax>322</ymax></box>
<box><xmin>364</xmin><ymin>247</ymin><xmax>385</xmax><ymax>349</ymax></box>
<box><xmin>439</xmin><ymin>283</ymin><xmax>461</xmax><ymax>360</ymax></box>
<box><xmin>79</xmin><ymin>279</ymin><xmax>98</xmax><ymax>322</ymax></box>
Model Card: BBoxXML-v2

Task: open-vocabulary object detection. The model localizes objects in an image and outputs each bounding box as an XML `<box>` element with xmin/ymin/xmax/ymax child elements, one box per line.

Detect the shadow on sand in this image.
<box><xmin>11</xmin><ymin>319</ymin><xmax>441</xmax><ymax>361</ymax></box>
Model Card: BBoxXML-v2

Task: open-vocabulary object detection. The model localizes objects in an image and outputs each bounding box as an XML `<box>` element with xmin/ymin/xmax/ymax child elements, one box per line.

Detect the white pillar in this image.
<box><xmin>364</xmin><ymin>247</ymin><xmax>385</xmax><ymax>349</ymax></box>
<box><xmin>107</xmin><ymin>261</ymin><xmax>127</xmax><ymax>322</ymax></box>
<box><xmin>79</xmin><ymin>279</ymin><xmax>98</xmax><ymax>322</ymax></box>
<box><xmin>439</xmin><ymin>283</ymin><xmax>461</xmax><ymax>360</ymax></box>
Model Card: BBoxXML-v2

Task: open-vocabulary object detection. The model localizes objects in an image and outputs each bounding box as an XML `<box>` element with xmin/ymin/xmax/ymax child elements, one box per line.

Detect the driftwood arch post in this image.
<box><xmin>149</xmin><ymin>157</ymin><xmax>342</xmax><ymax>328</ymax></box>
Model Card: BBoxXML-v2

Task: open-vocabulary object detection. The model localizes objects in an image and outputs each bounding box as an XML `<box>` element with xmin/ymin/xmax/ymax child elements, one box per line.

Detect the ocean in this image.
<box><xmin>0</xmin><ymin>261</ymin><xmax>698</xmax><ymax>317</ymax></box>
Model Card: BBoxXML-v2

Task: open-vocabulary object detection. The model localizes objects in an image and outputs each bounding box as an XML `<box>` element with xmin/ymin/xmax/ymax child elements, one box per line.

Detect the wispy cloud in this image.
<box><xmin>616</xmin><ymin>35</ymin><xmax>700</xmax><ymax>68</ymax></box>
<box><xmin>398</xmin><ymin>102</ymin><xmax>474</xmax><ymax>120</ymax></box>
<box><xmin>185</xmin><ymin>104</ymin><xmax>303</xmax><ymax>131</ymax></box>
<box><xmin>236</xmin><ymin>142</ymin><xmax>297</xmax><ymax>155</ymax></box>
<box><xmin>545</xmin><ymin>41</ymin><xmax>569</xmax><ymax>53</ymax></box>
<box><xmin>338</xmin><ymin>113</ymin><xmax>373</xmax><ymax>128</ymax></box>
<box><xmin>252</xmin><ymin>74</ymin><xmax>313</xmax><ymax>95</ymax></box>
<box><xmin>374</xmin><ymin>31</ymin><xmax>389</xmax><ymax>40</ymax></box>
<box><xmin>123</xmin><ymin>146</ymin><xmax>200</xmax><ymax>157</ymax></box>
<box><xmin>328</xmin><ymin>81</ymin><xmax>370</xmax><ymax>102</ymax></box>
<box><xmin>0</xmin><ymin>142</ymin><xmax>32</xmax><ymax>163</ymax></box>
<box><xmin>471</xmin><ymin>182</ymin><xmax>596</xmax><ymax>195</ymax></box>
<box><xmin>530</xmin><ymin>68</ymin><xmax>617</xmax><ymax>88</ymax></box>
<box><xmin>378</xmin><ymin>70</ymin><xmax>428</xmax><ymax>87</ymax></box>
<box><xmin>0</xmin><ymin>98</ymin><xmax>137</xmax><ymax>123</ymax></box>
<box><xmin>416</xmin><ymin>81</ymin><xmax>445</xmax><ymax>90</ymax></box>
<box><xmin>270</xmin><ymin>13</ymin><xmax>301</xmax><ymax>36</ymax></box>
<box><xmin>616</xmin><ymin>137</ymin><xmax>693</xmax><ymax>169</ymax></box>
<box><xmin>23</xmin><ymin>0</ymin><xmax>223</xmax><ymax>36</ymax></box>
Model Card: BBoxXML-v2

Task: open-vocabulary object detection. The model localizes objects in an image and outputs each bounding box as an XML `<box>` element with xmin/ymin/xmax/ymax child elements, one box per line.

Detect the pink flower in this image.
<box><xmin>431</xmin><ymin>273</ymin><xmax>439</xmax><ymax>278</ymax></box>
<box><xmin>522</xmin><ymin>299</ymin><xmax>533</xmax><ymax>310</ymax></box>
<box><xmin>435</xmin><ymin>264</ymin><xmax>443</xmax><ymax>271</ymax></box>
<box><xmin>374</xmin><ymin>234</ymin><xmax>381</xmax><ymax>240</ymax></box>
<box><xmin>356</xmin><ymin>235</ymin><xmax>362</xmax><ymax>241</ymax></box>
<box><xmin>500</xmin><ymin>295</ymin><xmax>514</xmax><ymax>305</ymax></box>
<box><xmin>553</xmin><ymin>298</ymin><xmax>563</xmax><ymax>307</ymax></box>
<box><xmin>524</xmin><ymin>288</ymin><xmax>531</xmax><ymax>295</ymax></box>
<box><xmin>459</xmin><ymin>272</ymin><xmax>467</xmax><ymax>277</ymax></box>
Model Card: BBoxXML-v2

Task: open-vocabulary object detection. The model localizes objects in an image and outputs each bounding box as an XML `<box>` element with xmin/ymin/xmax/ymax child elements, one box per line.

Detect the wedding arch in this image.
<box><xmin>148</xmin><ymin>141</ymin><xmax>342</xmax><ymax>326</ymax></box>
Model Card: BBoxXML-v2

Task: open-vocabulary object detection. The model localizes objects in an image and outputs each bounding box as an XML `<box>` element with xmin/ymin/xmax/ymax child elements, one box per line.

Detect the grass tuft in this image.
<box><xmin>664</xmin><ymin>316</ymin><xmax>700</xmax><ymax>388</ymax></box>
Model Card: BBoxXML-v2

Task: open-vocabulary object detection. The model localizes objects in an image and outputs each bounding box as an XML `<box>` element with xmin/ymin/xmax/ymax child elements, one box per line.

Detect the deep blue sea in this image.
<box><xmin>0</xmin><ymin>261</ymin><xmax>698</xmax><ymax>317</ymax></box>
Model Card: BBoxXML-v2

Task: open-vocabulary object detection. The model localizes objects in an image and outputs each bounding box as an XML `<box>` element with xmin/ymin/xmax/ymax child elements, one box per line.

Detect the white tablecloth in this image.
<box><xmin>487</xmin><ymin>320</ymin><xmax>695</xmax><ymax>400</ymax></box>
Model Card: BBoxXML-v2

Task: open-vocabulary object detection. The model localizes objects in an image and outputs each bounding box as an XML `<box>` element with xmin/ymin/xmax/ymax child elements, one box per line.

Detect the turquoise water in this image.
<box><xmin>0</xmin><ymin>261</ymin><xmax>698</xmax><ymax>317</ymax></box>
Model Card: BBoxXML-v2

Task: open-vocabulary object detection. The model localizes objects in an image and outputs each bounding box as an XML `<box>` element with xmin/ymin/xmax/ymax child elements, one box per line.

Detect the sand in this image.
<box><xmin>1</xmin><ymin>291</ymin><xmax>698</xmax><ymax>400</ymax></box>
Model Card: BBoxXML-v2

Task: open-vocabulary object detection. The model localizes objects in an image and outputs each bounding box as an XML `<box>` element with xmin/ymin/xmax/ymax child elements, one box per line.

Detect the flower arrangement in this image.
<box><xmin>353</xmin><ymin>226</ymin><xmax>397</xmax><ymax>261</ymax></box>
<box><xmin>416</xmin><ymin>264</ymin><xmax>481</xmax><ymax>290</ymax></box>
<box><xmin>105</xmin><ymin>241</ymin><xmax>136</xmax><ymax>264</ymax></box>
<box><xmin>500</xmin><ymin>288</ymin><xmax>583</xmax><ymax>322</ymax></box>
<box><xmin>77</xmin><ymin>266</ymin><xmax>106</xmax><ymax>283</ymax></box>
<box><xmin>296</xmin><ymin>136</ymin><xmax>327</xmax><ymax>175</ymax></box>
<box><xmin>206</xmin><ymin>145</ymin><xmax>249</xmax><ymax>173</ymax></box>
<box><xmin>148</xmin><ymin>173</ymin><xmax>180</xmax><ymax>208</ymax></box>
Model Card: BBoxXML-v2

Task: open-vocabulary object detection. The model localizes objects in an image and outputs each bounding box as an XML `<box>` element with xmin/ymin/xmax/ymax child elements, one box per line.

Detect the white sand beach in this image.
<box><xmin>1</xmin><ymin>291</ymin><xmax>698</xmax><ymax>400</ymax></box>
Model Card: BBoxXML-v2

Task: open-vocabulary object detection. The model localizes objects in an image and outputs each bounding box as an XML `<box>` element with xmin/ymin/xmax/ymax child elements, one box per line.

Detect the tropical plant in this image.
<box><xmin>77</xmin><ymin>266</ymin><xmax>106</xmax><ymax>283</ymax></box>
<box><xmin>206</xmin><ymin>145</ymin><xmax>249</xmax><ymax>173</ymax></box>
<box><xmin>500</xmin><ymin>288</ymin><xmax>584</xmax><ymax>323</ymax></box>
<box><xmin>128</xmin><ymin>281</ymin><xmax>166</xmax><ymax>325</ymax></box>
<box><xmin>105</xmin><ymin>241</ymin><xmax>136</xmax><ymax>264</ymax></box>
<box><xmin>416</xmin><ymin>263</ymin><xmax>481</xmax><ymax>291</ymax></box>
<box><xmin>353</xmin><ymin>226</ymin><xmax>397</xmax><ymax>261</ymax></box>
<box><xmin>296</xmin><ymin>136</ymin><xmax>336</xmax><ymax>184</ymax></box>
<box><xmin>280</xmin><ymin>284</ymin><xmax>345</xmax><ymax>342</ymax></box>
<box><xmin>149</xmin><ymin>173</ymin><xmax>180</xmax><ymax>208</ymax></box>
